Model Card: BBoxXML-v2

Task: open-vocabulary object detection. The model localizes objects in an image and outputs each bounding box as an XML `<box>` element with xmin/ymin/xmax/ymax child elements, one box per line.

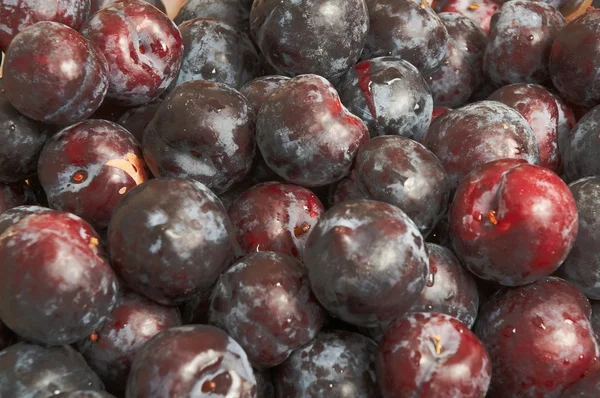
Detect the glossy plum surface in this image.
<box><xmin>77</xmin><ymin>291</ymin><xmax>181</xmax><ymax>396</ymax></box>
<box><xmin>450</xmin><ymin>158</ymin><xmax>578</xmax><ymax>286</ymax></box>
<box><xmin>438</xmin><ymin>0</ymin><xmax>498</xmax><ymax>34</ymax></box>
<box><xmin>4</xmin><ymin>21</ymin><xmax>109</xmax><ymax>125</ymax></box>
<box><xmin>250</xmin><ymin>0</ymin><xmax>369</xmax><ymax>79</ymax></box>
<box><xmin>209</xmin><ymin>252</ymin><xmax>325</xmax><ymax>368</ymax></box>
<box><xmin>377</xmin><ymin>312</ymin><xmax>491</xmax><ymax>398</ymax></box>
<box><xmin>107</xmin><ymin>178</ymin><xmax>235</xmax><ymax>305</ymax></box>
<box><xmin>363</xmin><ymin>0</ymin><xmax>449</xmax><ymax>75</ymax></box>
<box><xmin>91</xmin><ymin>0</ymin><xmax>166</xmax><ymax>14</ymax></box>
<box><xmin>475</xmin><ymin>277</ymin><xmax>600</xmax><ymax>397</ymax></box>
<box><xmin>175</xmin><ymin>0</ymin><xmax>252</xmax><ymax>33</ymax></box>
<box><xmin>144</xmin><ymin>80</ymin><xmax>256</xmax><ymax>194</ymax></box>
<box><xmin>274</xmin><ymin>330</ymin><xmax>379</xmax><ymax>397</ymax></box>
<box><xmin>240</xmin><ymin>75</ymin><xmax>290</xmax><ymax>114</ymax></box>
<box><xmin>126</xmin><ymin>325</ymin><xmax>257</xmax><ymax>398</ymax></box>
<box><xmin>352</xmin><ymin>135</ymin><xmax>449</xmax><ymax>237</ymax></box>
<box><xmin>257</xmin><ymin>74</ymin><xmax>369</xmax><ymax>187</ymax></box>
<box><xmin>337</xmin><ymin>57</ymin><xmax>433</xmax><ymax>140</ymax></box>
<box><xmin>411</xmin><ymin>243</ymin><xmax>479</xmax><ymax>328</ymax></box>
<box><xmin>81</xmin><ymin>0</ymin><xmax>183</xmax><ymax>106</ymax></box>
<box><xmin>228</xmin><ymin>182</ymin><xmax>324</xmax><ymax>258</ymax></box>
<box><xmin>0</xmin><ymin>343</ymin><xmax>104</xmax><ymax>397</ymax></box>
<box><xmin>422</xmin><ymin>101</ymin><xmax>540</xmax><ymax>189</ymax></box>
<box><xmin>170</xmin><ymin>18</ymin><xmax>261</xmax><ymax>91</ymax></box>
<box><xmin>0</xmin><ymin>204</ymin><xmax>50</xmax><ymax>235</ymax></box>
<box><xmin>38</xmin><ymin>119</ymin><xmax>148</xmax><ymax>230</ymax></box>
<box><xmin>0</xmin><ymin>211</ymin><xmax>118</xmax><ymax>346</ymax></box>
<box><xmin>305</xmin><ymin>200</ymin><xmax>429</xmax><ymax>327</ymax></box>
<box><xmin>0</xmin><ymin>0</ymin><xmax>90</xmax><ymax>52</ymax></box>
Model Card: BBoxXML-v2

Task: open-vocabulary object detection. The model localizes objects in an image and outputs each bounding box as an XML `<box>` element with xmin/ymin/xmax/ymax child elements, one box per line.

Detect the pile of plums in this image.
<box><xmin>1</xmin><ymin>0</ymin><xmax>600</xmax><ymax>397</ymax></box>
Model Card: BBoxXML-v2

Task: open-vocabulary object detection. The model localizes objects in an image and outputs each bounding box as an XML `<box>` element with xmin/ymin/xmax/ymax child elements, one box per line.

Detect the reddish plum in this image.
<box><xmin>556</xmin><ymin>177</ymin><xmax>600</xmax><ymax>299</ymax></box>
<box><xmin>0</xmin><ymin>182</ymin><xmax>35</xmax><ymax>215</ymax></box>
<box><xmin>0</xmin><ymin>343</ymin><xmax>104</xmax><ymax>397</ymax></box>
<box><xmin>169</xmin><ymin>18</ymin><xmax>261</xmax><ymax>91</ymax></box>
<box><xmin>363</xmin><ymin>0</ymin><xmax>449</xmax><ymax>75</ymax></box>
<box><xmin>422</xmin><ymin>101</ymin><xmax>540</xmax><ymax>189</ymax></box>
<box><xmin>0</xmin><ymin>205</ymin><xmax>51</xmax><ymax>235</ymax></box>
<box><xmin>377</xmin><ymin>312</ymin><xmax>491</xmax><ymax>398</ymax></box>
<box><xmin>228</xmin><ymin>182</ymin><xmax>325</xmax><ymax>258</ymax></box>
<box><xmin>38</xmin><ymin>119</ymin><xmax>148</xmax><ymax>231</ymax></box>
<box><xmin>116</xmin><ymin>100</ymin><xmax>162</xmax><ymax>143</ymax></box>
<box><xmin>475</xmin><ymin>277</ymin><xmax>600</xmax><ymax>397</ymax></box>
<box><xmin>77</xmin><ymin>291</ymin><xmax>182</xmax><ymax>396</ymax></box>
<box><xmin>0</xmin><ymin>95</ymin><xmax>48</xmax><ymax>183</ymax></box>
<box><xmin>561</xmin><ymin>369</ymin><xmax>600</xmax><ymax>397</ymax></box>
<box><xmin>450</xmin><ymin>159</ymin><xmax>578</xmax><ymax>286</ymax></box>
<box><xmin>561</xmin><ymin>105</ymin><xmax>600</xmax><ymax>182</ymax></box>
<box><xmin>4</xmin><ymin>21</ymin><xmax>109</xmax><ymax>125</ymax></box>
<box><xmin>337</xmin><ymin>57</ymin><xmax>434</xmax><ymax>140</ymax></box>
<box><xmin>175</xmin><ymin>0</ymin><xmax>252</xmax><ymax>33</ymax></box>
<box><xmin>274</xmin><ymin>330</ymin><xmax>379</xmax><ymax>397</ymax></box>
<box><xmin>240</xmin><ymin>75</ymin><xmax>290</xmax><ymax>114</ymax></box>
<box><xmin>484</xmin><ymin>0</ymin><xmax>565</xmax><ymax>86</ymax></box>
<box><xmin>488</xmin><ymin>83</ymin><xmax>561</xmax><ymax>171</ymax></box>
<box><xmin>0</xmin><ymin>0</ymin><xmax>90</xmax><ymax>52</ymax></box>
<box><xmin>438</xmin><ymin>0</ymin><xmax>498</xmax><ymax>34</ymax></box>
<box><xmin>144</xmin><ymin>80</ymin><xmax>256</xmax><ymax>194</ymax></box>
<box><xmin>80</xmin><ymin>0</ymin><xmax>183</xmax><ymax>106</ymax></box>
<box><xmin>411</xmin><ymin>243</ymin><xmax>479</xmax><ymax>328</ymax></box>
<box><xmin>91</xmin><ymin>0</ymin><xmax>166</xmax><ymax>14</ymax></box>
<box><xmin>209</xmin><ymin>252</ymin><xmax>325</xmax><ymax>368</ymax></box>
<box><xmin>305</xmin><ymin>200</ymin><xmax>429</xmax><ymax>327</ymax></box>
<box><xmin>250</xmin><ymin>0</ymin><xmax>369</xmax><ymax>79</ymax></box>
<box><xmin>353</xmin><ymin>135</ymin><xmax>449</xmax><ymax>237</ymax></box>
<box><xmin>550</xmin><ymin>10</ymin><xmax>600</xmax><ymax>107</ymax></box>
<box><xmin>257</xmin><ymin>74</ymin><xmax>369</xmax><ymax>187</ymax></box>
<box><xmin>126</xmin><ymin>325</ymin><xmax>256</xmax><ymax>397</ymax></box>
<box><xmin>107</xmin><ymin>178</ymin><xmax>235</xmax><ymax>305</ymax></box>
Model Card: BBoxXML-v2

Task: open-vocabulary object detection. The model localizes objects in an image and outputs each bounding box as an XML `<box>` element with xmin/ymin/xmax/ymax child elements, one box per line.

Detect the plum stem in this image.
<box><xmin>432</xmin><ymin>334</ymin><xmax>442</xmax><ymax>354</ymax></box>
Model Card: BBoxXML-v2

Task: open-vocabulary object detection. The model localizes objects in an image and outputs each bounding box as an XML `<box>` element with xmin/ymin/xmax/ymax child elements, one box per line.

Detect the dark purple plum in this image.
<box><xmin>179</xmin><ymin>283</ymin><xmax>214</xmax><ymax>326</ymax></box>
<box><xmin>0</xmin><ymin>321</ymin><xmax>15</xmax><ymax>352</ymax></box>
<box><xmin>77</xmin><ymin>291</ymin><xmax>181</xmax><ymax>396</ymax></box>
<box><xmin>107</xmin><ymin>178</ymin><xmax>235</xmax><ymax>305</ymax></box>
<box><xmin>450</xmin><ymin>159</ymin><xmax>578</xmax><ymax>286</ymax></box>
<box><xmin>353</xmin><ymin>135</ymin><xmax>449</xmax><ymax>237</ymax></box>
<box><xmin>377</xmin><ymin>312</ymin><xmax>491</xmax><ymax>398</ymax></box>
<box><xmin>0</xmin><ymin>0</ymin><xmax>90</xmax><ymax>52</ymax></box>
<box><xmin>561</xmin><ymin>370</ymin><xmax>600</xmax><ymax>397</ymax></box>
<box><xmin>0</xmin><ymin>343</ymin><xmax>104</xmax><ymax>397</ymax></box>
<box><xmin>0</xmin><ymin>95</ymin><xmax>48</xmax><ymax>183</ymax></box>
<box><xmin>363</xmin><ymin>0</ymin><xmax>449</xmax><ymax>75</ymax></box>
<box><xmin>427</xmin><ymin>213</ymin><xmax>451</xmax><ymax>247</ymax></box>
<box><xmin>228</xmin><ymin>182</ymin><xmax>324</xmax><ymax>258</ymax></box>
<box><xmin>3</xmin><ymin>21</ymin><xmax>109</xmax><ymax>125</ymax></box>
<box><xmin>422</xmin><ymin>101</ymin><xmax>540</xmax><ymax>189</ymax></box>
<box><xmin>209</xmin><ymin>252</ymin><xmax>325</xmax><ymax>368</ymax></box>
<box><xmin>550</xmin><ymin>10</ymin><xmax>600</xmax><ymax>107</ymax></box>
<box><xmin>484</xmin><ymin>0</ymin><xmax>565</xmax><ymax>86</ymax></box>
<box><xmin>274</xmin><ymin>330</ymin><xmax>379</xmax><ymax>398</ymax></box>
<box><xmin>488</xmin><ymin>83</ymin><xmax>561</xmax><ymax>171</ymax></box>
<box><xmin>91</xmin><ymin>0</ymin><xmax>166</xmax><ymax>14</ymax></box>
<box><xmin>0</xmin><ymin>181</ymin><xmax>35</xmax><ymax>215</ymax></box>
<box><xmin>410</xmin><ymin>243</ymin><xmax>479</xmax><ymax>328</ymax></box>
<box><xmin>475</xmin><ymin>277</ymin><xmax>600</xmax><ymax>397</ymax></box>
<box><xmin>424</xmin><ymin>39</ymin><xmax>477</xmax><ymax>108</ymax></box>
<box><xmin>328</xmin><ymin>175</ymin><xmax>367</xmax><ymax>208</ymax></box>
<box><xmin>0</xmin><ymin>211</ymin><xmax>118</xmax><ymax>346</ymax></box>
<box><xmin>116</xmin><ymin>100</ymin><xmax>162</xmax><ymax>144</ymax></box>
<box><xmin>88</xmin><ymin>102</ymin><xmax>129</xmax><ymax>123</ymax></box>
<box><xmin>592</xmin><ymin>300</ymin><xmax>600</xmax><ymax>336</ymax></box>
<box><xmin>80</xmin><ymin>0</ymin><xmax>184</xmax><ymax>106</ymax></box>
<box><xmin>337</xmin><ymin>57</ymin><xmax>433</xmax><ymax>140</ymax></box>
<box><xmin>0</xmin><ymin>205</ymin><xmax>51</xmax><ymax>235</ymax></box>
<box><xmin>38</xmin><ymin>120</ymin><xmax>148</xmax><ymax>231</ymax></box>
<box><xmin>126</xmin><ymin>325</ymin><xmax>256</xmax><ymax>397</ymax></box>
<box><xmin>255</xmin><ymin>369</ymin><xmax>275</xmax><ymax>398</ymax></box>
<box><xmin>438</xmin><ymin>12</ymin><xmax>487</xmax><ymax>90</ymax></box>
<box><xmin>169</xmin><ymin>18</ymin><xmax>261</xmax><ymax>91</ymax></box>
<box><xmin>437</xmin><ymin>0</ymin><xmax>499</xmax><ymax>35</ymax></box>
<box><xmin>257</xmin><ymin>74</ymin><xmax>369</xmax><ymax>187</ymax></box>
<box><xmin>250</xmin><ymin>0</ymin><xmax>369</xmax><ymax>80</ymax></box>
<box><xmin>304</xmin><ymin>200</ymin><xmax>429</xmax><ymax>327</ymax></box>
<box><xmin>562</xmin><ymin>105</ymin><xmax>600</xmax><ymax>182</ymax></box>
<box><xmin>240</xmin><ymin>75</ymin><xmax>290</xmax><ymax>114</ymax></box>
<box><xmin>556</xmin><ymin>177</ymin><xmax>600</xmax><ymax>299</ymax></box>
<box><xmin>144</xmin><ymin>80</ymin><xmax>256</xmax><ymax>194</ymax></box>
<box><xmin>174</xmin><ymin>0</ymin><xmax>252</xmax><ymax>33</ymax></box>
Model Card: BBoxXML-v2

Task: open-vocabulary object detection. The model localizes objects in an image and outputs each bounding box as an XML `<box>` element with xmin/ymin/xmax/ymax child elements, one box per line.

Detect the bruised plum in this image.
<box><xmin>107</xmin><ymin>178</ymin><xmax>235</xmax><ymax>305</ymax></box>
<box><xmin>304</xmin><ymin>200</ymin><xmax>429</xmax><ymax>327</ymax></box>
<box><xmin>209</xmin><ymin>252</ymin><xmax>325</xmax><ymax>368</ymax></box>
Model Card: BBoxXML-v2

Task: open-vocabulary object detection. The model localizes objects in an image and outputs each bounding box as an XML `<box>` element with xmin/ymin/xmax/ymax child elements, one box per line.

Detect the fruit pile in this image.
<box><xmin>0</xmin><ymin>0</ymin><xmax>600</xmax><ymax>397</ymax></box>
